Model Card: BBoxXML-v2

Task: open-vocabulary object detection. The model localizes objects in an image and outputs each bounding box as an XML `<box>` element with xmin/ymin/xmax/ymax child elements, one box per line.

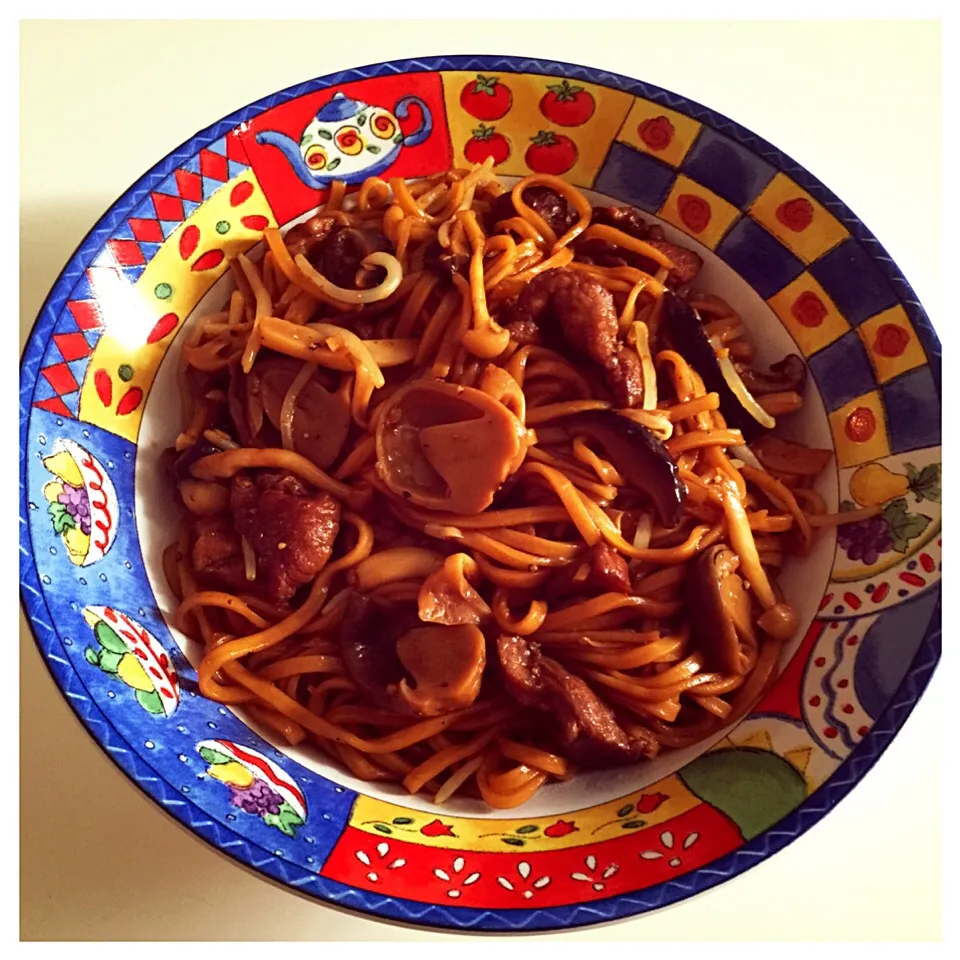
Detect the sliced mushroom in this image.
<box><xmin>255</xmin><ymin>357</ymin><xmax>351</xmax><ymax>469</ymax></box>
<box><xmin>337</xmin><ymin>592</ymin><xmax>410</xmax><ymax>711</ymax></box>
<box><xmin>395</xmin><ymin>624</ymin><xmax>486</xmax><ymax>715</ymax></box>
<box><xmin>418</xmin><ymin>553</ymin><xmax>492</xmax><ymax>625</ymax></box>
<box><xmin>562</xmin><ymin>410</ymin><xmax>686</xmax><ymax>528</ymax></box>
<box><xmin>170</xmin><ymin>437</ymin><xmax>221</xmax><ymax>483</ymax></box>
<box><xmin>337</xmin><ymin>591</ymin><xmax>486</xmax><ymax>717</ymax></box>
<box><xmin>178</xmin><ymin>478</ymin><xmax>230</xmax><ymax>516</ymax></box>
<box><xmin>751</xmin><ymin>435</ymin><xmax>833</xmax><ymax>477</ymax></box>
<box><xmin>687</xmin><ymin>545</ymin><xmax>758</xmax><ymax>675</ymax></box>
<box><xmin>664</xmin><ymin>292</ymin><xmax>774</xmax><ymax>442</ymax></box>
<box><xmin>735</xmin><ymin>353</ymin><xmax>807</xmax><ymax>397</ymax></box>
<box><xmin>496</xmin><ymin>634</ymin><xmax>650</xmax><ymax>767</ymax></box>
<box><xmin>376</xmin><ymin>380</ymin><xmax>528</xmax><ymax>513</ymax></box>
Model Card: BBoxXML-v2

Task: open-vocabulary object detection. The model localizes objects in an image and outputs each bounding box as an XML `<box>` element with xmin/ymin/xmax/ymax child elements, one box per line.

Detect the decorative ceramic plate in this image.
<box><xmin>19</xmin><ymin>56</ymin><xmax>941</xmax><ymax>932</ymax></box>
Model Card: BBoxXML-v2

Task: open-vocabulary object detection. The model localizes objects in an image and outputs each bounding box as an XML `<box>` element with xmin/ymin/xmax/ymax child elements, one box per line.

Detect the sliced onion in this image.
<box><xmin>717</xmin><ymin>354</ymin><xmax>776</xmax><ymax>430</ymax></box>
<box><xmin>729</xmin><ymin>443</ymin><xmax>765</xmax><ymax>471</ymax></box>
<box><xmin>632</xmin><ymin>512</ymin><xmax>653</xmax><ymax>551</ymax></box>
<box><xmin>631</xmin><ymin>320</ymin><xmax>658</xmax><ymax>411</ymax></box>
<box><xmin>240</xmin><ymin>536</ymin><xmax>257</xmax><ymax>582</ymax></box>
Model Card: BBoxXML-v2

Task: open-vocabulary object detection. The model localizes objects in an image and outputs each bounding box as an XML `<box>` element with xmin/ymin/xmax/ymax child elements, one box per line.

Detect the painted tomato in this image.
<box><xmin>638</xmin><ymin>115</ymin><xmax>675</xmax><ymax>151</ymax></box>
<box><xmin>539</xmin><ymin>80</ymin><xmax>595</xmax><ymax>127</ymax></box>
<box><xmin>874</xmin><ymin>323</ymin><xmax>910</xmax><ymax>358</ymax></box>
<box><xmin>460</xmin><ymin>74</ymin><xmax>513</xmax><ymax>121</ymax></box>
<box><xmin>846</xmin><ymin>406</ymin><xmax>877</xmax><ymax>443</ymax></box>
<box><xmin>776</xmin><ymin>197</ymin><xmax>815</xmax><ymax>232</ymax></box>
<box><xmin>463</xmin><ymin>124</ymin><xmax>510</xmax><ymax>166</ymax></box>
<box><xmin>677</xmin><ymin>194</ymin><xmax>711</xmax><ymax>234</ymax></box>
<box><xmin>525</xmin><ymin>130</ymin><xmax>578</xmax><ymax>175</ymax></box>
<box><xmin>792</xmin><ymin>290</ymin><xmax>828</xmax><ymax>328</ymax></box>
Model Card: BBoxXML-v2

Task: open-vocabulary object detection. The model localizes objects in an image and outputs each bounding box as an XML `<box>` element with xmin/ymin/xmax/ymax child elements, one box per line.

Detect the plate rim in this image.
<box><xmin>18</xmin><ymin>53</ymin><xmax>943</xmax><ymax>932</ymax></box>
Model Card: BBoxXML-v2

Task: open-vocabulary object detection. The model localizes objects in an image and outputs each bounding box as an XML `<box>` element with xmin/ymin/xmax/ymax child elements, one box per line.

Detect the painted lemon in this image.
<box><xmin>116</xmin><ymin>653</ymin><xmax>154</xmax><ymax>692</ymax></box>
<box><xmin>43</xmin><ymin>450</ymin><xmax>84</xmax><ymax>487</ymax></box>
<box><xmin>62</xmin><ymin>525</ymin><xmax>91</xmax><ymax>562</ymax></box>
<box><xmin>849</xmin><ymin>463</ymin><xmax>910</xmax><ymax>507</ymax></box>
<box><xmin>43</xmin><ymin>480</ymin><xmax>65</xmax><ymax>504</ymax></box>
<box><xmin>208</xmin><ymin>761</ymin><xmax>255</xmax><ymax>789</ymax></box>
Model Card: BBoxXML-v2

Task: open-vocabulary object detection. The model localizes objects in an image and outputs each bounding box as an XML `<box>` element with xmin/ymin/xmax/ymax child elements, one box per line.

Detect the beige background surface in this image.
<box><xmin>20</xmin><ymin>19</ymin><xmax>942</xmax><ymax>941</ymax></box>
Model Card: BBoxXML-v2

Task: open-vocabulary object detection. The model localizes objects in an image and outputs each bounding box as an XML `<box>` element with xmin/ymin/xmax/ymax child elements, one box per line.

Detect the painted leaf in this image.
<box><xmin>136</xmin><ymin>688</ymin><xmax>164</xmax><ymax>715</ymax></box>
<box><xmin>48</xmin><ymin>502</ymin><xmax>76</xmax><ymax>534</ymax></box>
<box><xmin>199</xmin><ymin>746</ymin><xmax>231</xmax><ymax>765</ymax></box>
<box><xmin>327</xmin><ymin>158</ymin><xmax>341</xmax><ymax>171</ymax></box>
<box><xmin>366</xmin><ymin>145</ymin><xmax>381</xmax><ymax>154</ymax></box>
<box><xmin>98</xmin><ymin>649</ymin><xmax>123</xmax><ymax>674</ymax></box>
<box><xmin>515</xmin><ymin>824</ymin><xmax>539</xmax><ymax>834</ymax></box>
<box><xmin>616</xmin><ymin>804</ymin><xmax>634</xmax><ymax>818</ymax></box>
<box><xmin>910</xmin><ymin>463</ymin><xmax>941</xmax><ymax>503</ymax></box>
<box><xmin>392</xmin><ymin>817</ymin><xmax>414</xmax><ymax>825</ymax></box>
<box><xmin>317</xmin><ymin>129</ymin><xmax>333</xmax><ymax>141</ymax></box>
<box><xmin>883</xmin><ymin>498</ymin><xmax>931</xmax><ymax>553</ymax></box>
<box><xmin>621</xmin><ymin>819</ymin><xmax>646</xmax><ymax>829</ymax></box>
<box><xmin>83</xmin><ymin>647</ymin><xmax>100</xmax><ymax>667</ymax></box>
<box><xmin>501</xmin><ymin>837</ymin><xmax>525</xmax><ymax>847</ymax></box>
<box><xmin>373</xmin><ymin>824</ymin><xmax>392</xmax><ymax>834</ymax></box>
<box><xmin>95</xmin><ymin>621</ymin><xmax>128</xmax><ymax>654</ymax></box>
<box><xmin>262</xmin><ymin>802</ymin><xmax>304</xmax><ymax>837</ymax></box>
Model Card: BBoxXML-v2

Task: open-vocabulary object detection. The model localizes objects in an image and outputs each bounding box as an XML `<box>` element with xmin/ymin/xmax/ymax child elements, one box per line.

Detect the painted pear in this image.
<box><xmin>849</xmin><ymin>463</ymin><xmax>909</xmax><ymax>507</ymax></box>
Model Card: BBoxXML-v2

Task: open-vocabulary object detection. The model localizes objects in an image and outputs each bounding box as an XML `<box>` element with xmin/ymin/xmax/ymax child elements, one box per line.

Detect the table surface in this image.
<box><xmin>20</xmin><ymin>19</ymin><xmax>942</xmax><ymax>942</ymax></box>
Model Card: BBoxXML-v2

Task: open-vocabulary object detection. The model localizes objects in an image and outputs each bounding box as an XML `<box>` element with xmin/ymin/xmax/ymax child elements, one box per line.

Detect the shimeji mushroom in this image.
<box><xmin>375</xmin><ymin>379</ymin><xmax>527</xmax><ymax>514</ymax></box>
<box><xmin>686</xmin><ymin>545</ymin><xmax>759</xmax><ymax>676</ymax></box>
<box><xmin>337</xmin><ymin>592</ymin><xmax>486</xmax><ymax>717</ymax></box>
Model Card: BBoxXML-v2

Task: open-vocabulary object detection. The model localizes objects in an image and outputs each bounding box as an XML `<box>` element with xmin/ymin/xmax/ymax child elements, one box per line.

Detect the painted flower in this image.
<box><xmin>636</xmin><ymin>792</ymin><xmax>670</xmax><ymax>814</ymax></box>
<box><xmin>497</xmin><ymin>861</ymin><xmax>551</xmax><ymax>900</ymax></box>
<box><xmin>776</xmin><ymin>197</ymin><xmax>814</xmax><ymax>232</ymax></box>
<box><xmin>420</xmin><ymin>818</ymin><xmax>456</xmax><ymax>837</ymax></box>
<box><xmin>543</xmin><ymin>818</ymin><xmax>578</xmax><ymax>838</ymax></box>
<box><xmin>639</xmin><ymin>828</ymin><xmax>700</xmax><ymax>867</ymax></box>
<box><xmin>873</xmin><ymin>323</ymin><xmax>910</xmax><ymax>358</ymax></box>
<box><xmin>677</xmin><ymin>194</ymin><xmax>711</xmax><ymax>233</ymax></box>
<box><xmin>791</xmin><ymin>290</ymin><xmax>827</xmax><ymax>328</ymax></box>
<box><xmin>354</xmin><ymin>841</ymin><xmax>406</xmax><ymax>883</ymax></box>
<box><xmin>638</xmin><ymin>115</ymin><xmax>675</xmax><ymax>151</ymax></box>
<box><xmin>570</xmin><ymin>854</ymin><xmax>619</xmax><ymax>892</ymax></box>
<box><xmin>433</xmin><ymin>856</ymin><xmax>481</xmax><ymax>898</ymax></box>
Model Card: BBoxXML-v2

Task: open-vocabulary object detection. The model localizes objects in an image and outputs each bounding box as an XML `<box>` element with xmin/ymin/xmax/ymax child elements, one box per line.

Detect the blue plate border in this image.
<box><xmin>20</xmin><ymin>54</ymin><xmax>942</xmax><ymax>932</ymax></box>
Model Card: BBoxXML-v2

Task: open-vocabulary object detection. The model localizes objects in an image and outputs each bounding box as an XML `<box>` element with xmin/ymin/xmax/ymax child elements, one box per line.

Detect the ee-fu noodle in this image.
<box><xmin>164</xmin><ymin>160</ymin><xmax>863</xmax><ymax>809</ymax></box>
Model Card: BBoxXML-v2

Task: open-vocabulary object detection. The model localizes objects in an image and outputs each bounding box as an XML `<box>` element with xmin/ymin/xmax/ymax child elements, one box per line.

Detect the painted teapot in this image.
<box><xmin>256</xmin><ymin>90</ymin><xmax>433</xmax><ymax>187</ymax></box>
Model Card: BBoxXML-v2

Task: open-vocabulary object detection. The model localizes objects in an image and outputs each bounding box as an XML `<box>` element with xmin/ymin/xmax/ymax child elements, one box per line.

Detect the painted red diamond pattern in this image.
<box><xmin>67</xmin><ymin>300</ymin><xmax>102</xmax><ymax>331</ymax></box>
<box><xmin>129</xmin><ymin>218</ymin><xmax>165</xmax><ymax>243</ymax></box>
<box><xmin>33</xmin><ymin>131</ymin><xmax>253</xmax><ymax>419</ymax></box>
<box><xmin>151</xmin><ymin>192</ymin><xmax>185</xmax><ymax>222</ymax></box>
<box><xmin>41</xmin><ymin>362</ymin><xmax>79</xmax><ymax>395</ymax></box>
<box><xmin>107</xmin><ymin>239</ymin><xmax>146</xmax><ymax>267</ymax></box>
<box><xmin>175</xmin><ymin>168</ymin><xmax>203</xmax><ymax>202</ymax></box>
<box><xmin>199</xmin><ymin>148</ymin><xmax>229</xmax><ymax>182</ymax></box>
<box><xmin>35</xmin><ymin>396</ymin><xmax>74</xmax><ymax>418</ymax></box>
<box><xmin>52</xmin><ymin>332</ymin><xmax>93</xmax><ymax>363</ymax></box>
